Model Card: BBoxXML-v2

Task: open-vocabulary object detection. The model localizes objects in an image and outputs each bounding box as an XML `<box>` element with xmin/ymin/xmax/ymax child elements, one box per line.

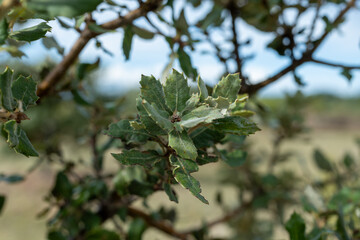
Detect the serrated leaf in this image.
<box><xmin>130</xmin><ymin>120</ymin><xmax>145</xmax><ymax>130</ymax></box>
<box><xmin>0</xmin><ymin>67</ymin><xmax>16</xmax><ymax>111</ymax></box>
<box><xmin>220</xmin><ymin>149</ymin><xmax>247</xmax><ymax>167</ymax></box>
<box><xmin>136</xmin><ymin>97</ymin><xmax>166</xmax><ymax>135</ymax></box>
<box><xmin>0</xmin><ymin>18</ymin><xmax>9</xmax><ymax>45</ymax></box>
<box><xmin>313</xmin><ymin>149</ymin><xmax>333</xmax><ymax>172</ymax></box>
<box><xmin>139</xmin><ymin>75</ymin><xmax>170</xmax><ymax>113</ymax></box>
<box><xmin>164</xmin><ymin>69</ymin><xmax>190</xmax><ymax>112</ymax></box>
<box><xmin>122</xmin><ymin>25</ymin><xmax>134</xmax><ymax>60</ymax></box>
<box><xmin>170</xmin><ymin>154</ymin><xmax>199</xmax><ymax>173</ymax></box>
<box><xmin>213</xmin><ymin>73</ymin><xmax>241</xmax><ymax>102</ymax></box>
<box><xmin>169</xmin><ymin>130</ymin><xmax>197</xmax><ymax>160</ymax></box>
<box><xmin>28</xmin><ymin>0</ymin><xmax>102</xmax><ymax>19</ymax></box>
<box><xmin>3</xmin><ymin>120</ymin><xmax>39</xmax><ymax>157</ymax></box>
<box><xmin>178</xmin><ymin>48</ymin><xmax>197</xmax><ymax>79</ymax></box>
<box><xmin>132</xmin><ymin>25</ymin><xmax>155</xmax><ymax>39</ymax></box>
<box><xmin>104</xmin><ymin>119</ymin><xmax>151</xmax><ymax>143</ymax></box>
<box><xmin>142</xmin><ymin>99</ymin><xmax>173</xmax><ymax>131</ymax></box>
<box><xmin>11</xmin><ymin>75</ymin><xmax>39</xmax><ymax>111</ymax></box>
<box><xmin>204</xmin><ymin>96</ymin><xmax>230</xmax><ymax>110</ymax></box>
<box><xmin>285</xmin><ymin>212</ymin><xmax>306</xmax><ymax>240</ymax></box>
<box><xmin>178</xmin><ymin>105</ymin><xmax>224</xmax><ymax>128</ymax></box>
<box><xmin>163</xmin><ymin>182</ymin><xmax>178</xmax><ymax>203</ymax></box>
<box><xmin>10</xmin><ymin>22</ymin><xmax>51</xmax><ymax>42</ymax></box>
<box><xmin>0</xmin><ymin>195</ymin><xmax>5</xmax><ymax>215</ymax></box>
<box><xmin>170</xmin><ymin>155</ymin><xmax>208</xmax><ymax>204</ymax></box>
<box><xmin>229</xmin><ymin>95</ymin><xmax>248</xmax><ymax>111</ymax></box>
<box><xmin>213</xmin><ymin>116</ymin><xmax>260</xmax><ymax>135</ymax></box>
<box><xmin>181</xmin><ymin>93</ymin><xmax>199</xmax><ymax>114</ymax></box>
<box><xmin>112</xmin><ymin>150</ymin><xmax>159</xmax><ymax>167</ymax></box>
<box><xmin>197</xmin><ymin>76</ymin><xmax>208</xmax><ymax>101</ymax></box>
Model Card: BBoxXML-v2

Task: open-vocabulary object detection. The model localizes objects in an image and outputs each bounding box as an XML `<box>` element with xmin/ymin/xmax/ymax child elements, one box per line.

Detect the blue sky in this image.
<box><xmin>2</xmin><ymin>1</ymin><xmax>360</xmax><ymax>98</ymax></box>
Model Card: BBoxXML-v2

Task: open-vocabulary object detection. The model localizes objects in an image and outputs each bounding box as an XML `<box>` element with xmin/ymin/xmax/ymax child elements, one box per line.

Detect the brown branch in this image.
<box><xmin>311</xmin><ymin>58</ymin><xmax>360</xmax><ymax>69</ymax></box>
<box><xmin>240</xmin><ymin>57</ymin><xmax>310</xmax><ymax>94</ymax></box>
<box><xmin>229</xmin><ymin>6</ymin><xmax>243</xmax><ymax>78</ymax></box>
<box><xmin>37</xmin><ymin>0</ymin><xmax>162</xmax><ymax>98</ymax></box>
<box><xmin>181</xmin><ymin>201</ymin><xmax>251</xmax><ymax>235</ymax></box>
<box><xmin>241</xmin><ymin>0</ymin><xmax>356</xmax><ymax>95</ymax></box>
<box><xmin>127</xmin><ymin>207</ymin><xmax>188</xmax><ymax>240</ymax></box>
<box><xmin>310</xmin><ymin>0</ymin><xmax>356</xmax><ymax>53</ymax></box>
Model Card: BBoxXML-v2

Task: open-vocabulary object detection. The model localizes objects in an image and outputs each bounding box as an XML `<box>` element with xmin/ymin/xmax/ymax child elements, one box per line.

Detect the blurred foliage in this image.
<box><xmin>0</xmin><ymin>0</ymin><xmax>360</xmax><ymax>239</ymax></box>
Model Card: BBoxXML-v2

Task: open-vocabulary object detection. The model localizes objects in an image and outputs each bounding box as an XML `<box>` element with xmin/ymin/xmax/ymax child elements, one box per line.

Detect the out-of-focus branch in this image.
<box><xmin>127</xmin><ymin>207</ymin><xmax>188</xmax><ymax>240</ymax></box>
<box><xmin>311</xmin><ymin>58</ymin><xmax>360</xmax><ymax>69</ymax></box>
<box><xmin>37</xmin><ymin>0</ymin><xmax>162</xmax><ymax>98</ymax></box>
<box><xmin>0</xmin><ymin>0</ymin><xmax>20</xmax><ymax>20</ymax></box>
<box><xmin>242</xmin><ymin>0</ymin><xmax>356</xmax><ymax>95</ymax></box>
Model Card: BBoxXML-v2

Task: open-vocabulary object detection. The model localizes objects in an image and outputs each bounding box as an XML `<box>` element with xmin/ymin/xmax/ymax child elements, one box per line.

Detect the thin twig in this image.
<box><xmin>311</xmin><ymin>58</ymin><xmax>360</xmax><ymax>69</ymax></box>
<box><xmin>37</xmin><ymin>0</ymin><xmax>162</xmax><ymax>98</ymax></box>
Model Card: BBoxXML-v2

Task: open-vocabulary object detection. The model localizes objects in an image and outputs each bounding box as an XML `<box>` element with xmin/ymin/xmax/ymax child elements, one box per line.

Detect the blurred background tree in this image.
<box><xmin>0</xmin><ymin>0</ymin><xmax>360</xmax><ymax>239</ymax></box>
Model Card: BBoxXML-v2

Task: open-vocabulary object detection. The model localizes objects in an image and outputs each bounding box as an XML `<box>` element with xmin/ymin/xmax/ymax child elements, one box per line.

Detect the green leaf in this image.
<box><xmin>104</xmin><ymin>119</ymin><xmax>151</xmax><ymax>143</ymax></box>
<box><xmin>170</xmin><ymin>154</ymin><xmax>199</xmax><ymax>173</ymax></box>
<box><xmin>47</xmin><ymin>231</ymin><xmax>66</xmax><ymax>240</ymax></box>
<box><xmin>204</xmin><ymin>96</ymin><xmax>230</xmax><ymax>110</ymax></box>
<box><xmin>190</xmin><ymin>127</ymin><xmax>225</xmax><ymax>148</ymax></box>
<box><xmin>178</xmin><ymin>48</ymin><xmax>197</xmax><ymax>79</ymax></box>
<box><xmin>341</xmin><ymin>68</ymin><xmax>352</xmax><ymax>82</ymax></box>
<box><xmin>128</xmin><ymin>218</ymin><xmax>147</xmax><ymax>240</ymax></box>
<box><xmin>164</xmin><ymin>69</ymin><xmax>190</xmax><ymax>113</ymax></box>
<box><xmin>42</xmin><ymin>36</ymin><xmax>64</xmax><ymax>55</ymax></box>
<box><xmin>178</xmin><ymin>105</ymin><xmax>224</xmax><ymax>128</ymax></box>
<box><xmin>51</xmin><ymin>171</ymin><xmax>72</xmax><ymax>199</ymax></box>
<box><xmin>196</xmin><ymin>151</ymin><xmax>218</xmax><ymax>165</ymax></box>
<box><xmin>0</xmin><ymin>195</ymin><xmax>5</xmax><ymax>216</ymax></box>
<box><xmin>28</xmin><ymin>0</ymin><xmax>102</xmax><ymax>19</ymax></box>
<box><xmin>10</xmin><ymin>22</ymin><xmax>51</xmax><ymax>42</ymax></box>
<box><xmin>343</xmin><ymin>153</ymin><xmax>354</xmax><ymax>169</ymax></box>
<box><xmin>229</xmin><ymin>96</ymin><xmax>248</xmax><ymax>111</ymax></box>
<box><xmin>122</xmin><ymin>25</ymin><xmax>134</xmax><ymax>60</ymax></box>
<box><xmin>220</xmin><ymin>149</ymin><xmax>247</xmax><ymax>167</ymax></box>
<box><xmin>0</xmin><ymin>46</ymin><xmax>26</xmax><ymax>58</ymax></box>
<box><xmin>0</xmin><ymin>174</ymin><xmax>24</xmax><ymax>183</ymax></box>
<box><xmin>11</xmin><ymin>75</ymin><xmax>39</xmax><ymax>111</ymax></box>
<box><xmin>213</xmin><ymin>116</ymin><xmax>260</xmax><ymax>135</ymax></box>
<box><xmin>231</xmin><ymin>110</ymin><xmax>254</xmax><ymax>117</ymax></box>
<box><xmin>132</xmin><ymin>25</ymin><xmax>155</xmax><ymax>39</ymax></box>
<box><xmin>181</xmin><ymin>93</ymin><xmax>199</xmax><ymax>114</ymax></box>
<box><xmin>212</xmin><ymin>73</ymin><xmax>241</xmax><ymax>102</ymax></box>
<box><xmin>0</xmin><ymin>18</ymin><xmax>9</xmax><ymax>45</ymax></box>
<box><xmin>197</xmin><ymin>76</ymin><xmax>208</xmax><ymax>101</ymax></box>
<box><xmin>3</xmin><ymin>120</ymin><xmax>39</xmax><ymax>157</ymax></box>
<box><xmin>136</xmin><ymin>98</ymin><xmax>166</xmax><ymax>136</ymax></box>
<box><xmin>313</xmin><ymin>149</ymin><xmax>333</xmax><ymax>172</ymax></box>
<box><xmin>142</xmin><ymin>99</ymin><xmax>173</xmax><ymax>132</ymax></box>
<box><xmin>0</xmin><ymin>67</ymin><xmax>16</xmax><ymax>111</ymax></box>
<box><xmin>170</xmin><ymin>155</ymin><xmax>208</xmax><ymax>204</ymax></box>
<box><xmin>112</xmin><ymin>150</ymin><xmax>160</xmax><ymax>167</ymax></box>
<box><xmin>285</xmin><ymin>212</ymin><xmax>306</xmax><ymax>240</ymax></box>
<box><xmin>139</xmin><ymin>75</ymin><xmax>170</xmax><ymax>113</ymax></box>
<box><xmin>168</xmin><ymin>130</ymin><xmax>197</xmax><ymax>160</ymax></box>
<box><xmin>85</xmin><ymin>228</ymin><xmax>120</xmax><ymax>240</ymax></box>
<box><xmin>163</xmin><ymin>182</ymin><xmax>178</xmax><ymax>203</ymax></box>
